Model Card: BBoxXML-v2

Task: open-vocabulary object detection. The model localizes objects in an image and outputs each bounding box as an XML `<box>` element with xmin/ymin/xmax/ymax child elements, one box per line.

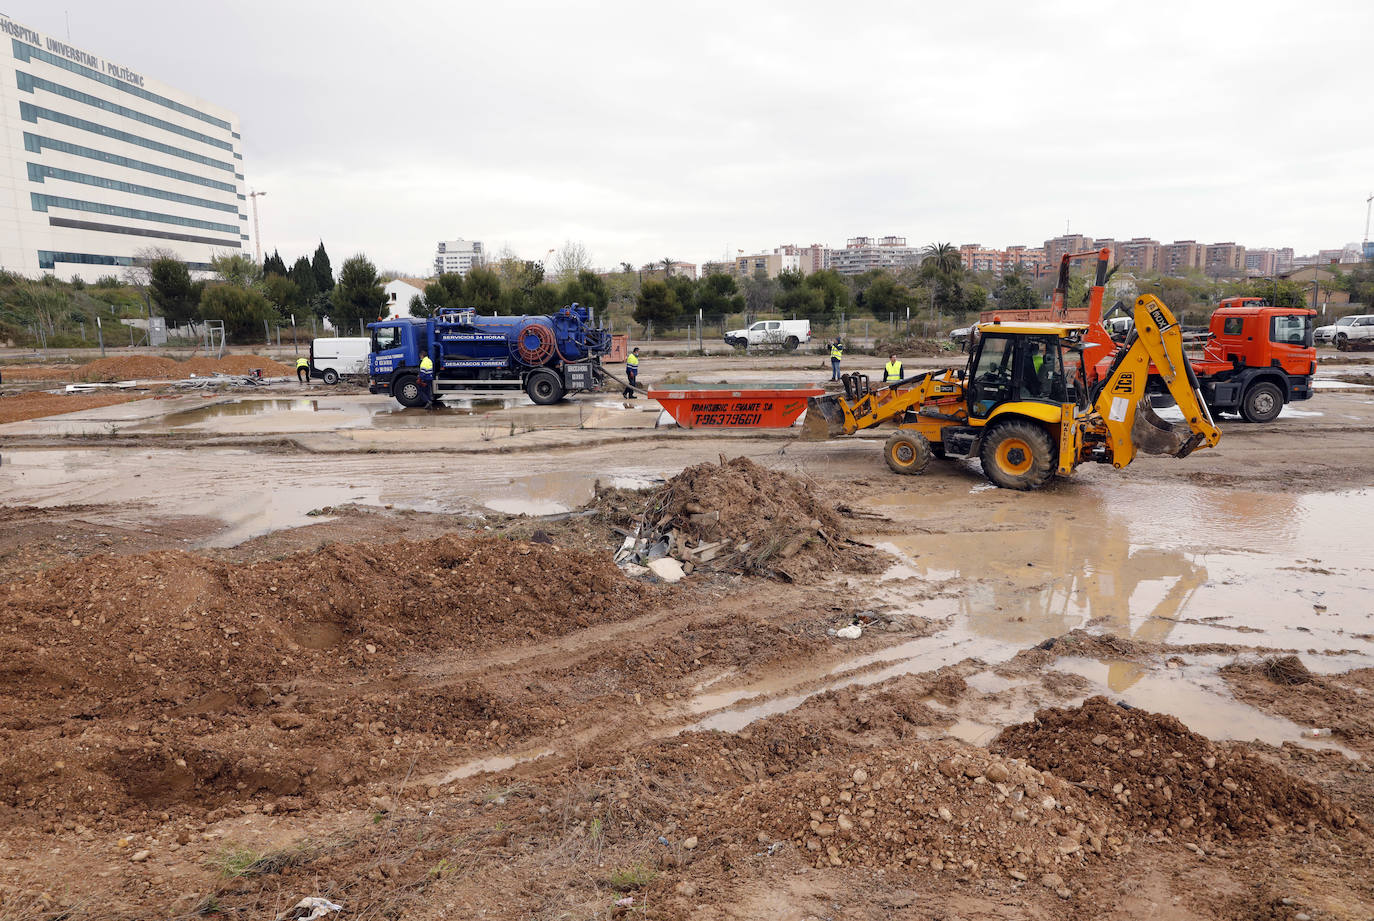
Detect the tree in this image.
<box><xmin>261</xmin><ymin>273</ymin><xmax>301</xmax><ymax>313</ymax></box>
<box><xmin>311</xmin><ymin>242</ymin><xmax>334</xmax><ymax>294</ymax></box>
<box><xmin>633</xmin><ymin>280</ymin><xmax>680</xmax><ymax>336</ymax></box>
<box><xmin>211</xmin><ymin>253</ymin><xmax>262</xmax><ymax>289</ymax></box>
<box><xmin>464</xmin><ymin>267</ymin><xmax>503</xmax><ymax>313</ymax></box>
<box><xmin>695</xmin><ymin>273</ymin><xmax>745</xmax><ymax>325</ymax></box>
<box><xmin>560</xmin><ymin>269</ymin><xmax>609</xmax><ymax>316</ymax></box>
<box><xmin>263</xmin><ymin>250</ymin><xmax>288</xmax><ymax>277</ymax></box>
<box><xmin>409</xmin><ymin>294</ymin><xmax>432</xmax><ymax>319</ymax></box>
<box><xmin>994</xmin><ymin>267</ymin><xmax>1039</xmax><ymax>311</ymax></box>
<box><xmin>551</xmin><ymin>240</ymin><xmax>592</xmax><ymax>281</ymax></box>
<box><xmin>776</xmin><ymin>267</ymin><xmax>805</xmax><ymax>292</ymax></box>
<box><xmin>804</xmin><ymin>269</ymin><xmax>850</xmax><ymax>319</ymax></box>
<box><xmin>740</xmin><ymin>273</ymin><xmax>777</xmax><ymax>319</ymax></box>
<box><xmin>665</xmin><ymin>274</ymin><xmax>696</xmax><ymax>316</ymax></box>
<box><xmin>289</xmin><ymin>256</ymin><xmax>318</xmax><ymax>300</ymax></box>
<box><xmin>421</xmin><ymin>273</ymin><xmax>466</xmax><ymax>313</ymax></box>
<box><xmin>864</xmin><ymin>274</ymin><xmax>918</xmax><ymax>319</ymax></box>
<box><xmin>776</xmin><ymin>283</ymin><xmax>825</xmax><ymax>320</ymax></box>
<box><xmin>920</xmin><ymin>242</ymin><xmax>965</xmax><ymax>315</ymax></box>
<box><xmin>149</xmin><ymin>257</ymin><xmax>200</xmax><ymax>329</ymax></box>
<box><xmin>199</xmin><ymin>283</ymin><xmax>278</xmax><ymax>340</ymax></box>
<box><xmin>330</xmin><ymin>255</ymin><xmax>386</xmax><ymax>330</ymax></box>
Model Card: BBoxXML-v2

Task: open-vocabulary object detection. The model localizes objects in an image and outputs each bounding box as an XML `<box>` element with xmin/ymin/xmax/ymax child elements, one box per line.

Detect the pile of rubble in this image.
<box><xmin>609</xmin><ymin>455</ymin><xmax>873</xmax><ymax>581</ymax></box>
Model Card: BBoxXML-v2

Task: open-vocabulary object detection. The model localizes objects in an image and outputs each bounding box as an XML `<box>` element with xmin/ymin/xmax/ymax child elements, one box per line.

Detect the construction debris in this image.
<box><xmin>608</xmin><ymin>455</ymin><xmax>874</xmax><ymax>580</ymax></box>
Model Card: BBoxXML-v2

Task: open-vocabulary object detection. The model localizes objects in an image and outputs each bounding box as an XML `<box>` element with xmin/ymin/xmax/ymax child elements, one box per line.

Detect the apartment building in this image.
<box><xmin>639</xmin><ymin>260</ymin><xmax>697</xmax><ymax>280</ymax></box>
<box><xmin>957</xmin><ymin>244</ymin><xmax>1047</xmax><ymax>276</ymax></box>
<box><xmin>1159</xmin><ymin>240</ymin><xmax>1203</xmax><ymax>274</ymax></box>
<box><xmin>827</xmin><ymin>235</ymin><xmax>921</xmax><ymax>275</ymax></box>
<box><xmin>1203</xmin><ymin>242</ymin><xmax>1247</xmax><ymax>275</ymax></box>
<box><xmin>774</xmin><ymin>243</ymin><xmax>827</xmax><ymax>275</ymax></box>
<box><xmin>0</xmin><ymin>13</ymin><xmax>247</xmax><ymax>279</ymax></box>
<box><xmin>433</xmin><ymin>238</ymin><xmax>484</xmax><ymax>276</ymax></box>
<box><xmin>1042</xmin><ymin>234</ymin><xmax>1095</xmax><ymax>267</ymax></box>
<box><xmin>1245</xmin><ymin>249</ymin><xmax>1279</xmax><ymax>277</ymax></box>
<box><xmin>733</xmin><ymin>251</ymin><xmax>799</xmax><ymax>279</ymax></box>
<box><xmin>1115</xmin><ymin>238</ymin><xmax>1161</xmax><ymax>272</ymax></box>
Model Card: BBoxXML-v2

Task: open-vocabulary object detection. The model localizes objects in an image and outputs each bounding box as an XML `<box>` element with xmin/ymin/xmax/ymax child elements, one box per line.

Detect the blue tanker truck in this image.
<box><xmin>366</xmin><ymin>305</ymin><xmax>612</xmax><ymax>407</ymax></box>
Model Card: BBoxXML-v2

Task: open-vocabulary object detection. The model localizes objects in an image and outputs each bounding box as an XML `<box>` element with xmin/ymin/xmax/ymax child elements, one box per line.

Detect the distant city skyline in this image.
<box><xmin>6</xmin><ymin>0</ymin><xmax>1372</xmax><ymax>276</ymax></box>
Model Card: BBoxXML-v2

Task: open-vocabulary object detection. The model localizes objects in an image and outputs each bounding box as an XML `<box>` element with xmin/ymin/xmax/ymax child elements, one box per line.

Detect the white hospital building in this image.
<box><xmin>0</xmin><ymin>14</ymin><xmax>247</xmax><ymax>280</ymax></box>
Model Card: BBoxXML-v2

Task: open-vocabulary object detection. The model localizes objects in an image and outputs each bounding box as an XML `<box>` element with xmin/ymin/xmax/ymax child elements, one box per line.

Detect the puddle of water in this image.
<box><xmin>153</xmin><ymin>399</ymin><xmax>330</xmax><ymax>427</ymax></box>
<box><xmin>424</xmin><ymin>748</ymin><xmax>554</xmax><ymax>786</ymax></box>
<box><xmin>483</xmin><ymin>472</ymin><xmax>659</xmax><ymax>516</ymax></box>
<box><xmin>1053</xmin><ymin>656</ymin><xmax>1356</xmax><ymax>757</ymax></box>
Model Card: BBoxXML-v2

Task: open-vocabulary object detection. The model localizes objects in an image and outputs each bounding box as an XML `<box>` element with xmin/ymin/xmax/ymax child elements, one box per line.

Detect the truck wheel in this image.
<box><xmin>321</xmin><ymin>368</ymin><xmax>339</xmax><ymax>385</ymax></box>
<box><xmin>393</xmin><ymin>374</ymin><xmax>424</xmax><ymax>408</ymax></box>
<box><xmin>526</xmin><ymin>370</ymin><xmax>565</xmax><ymax>405</ymax></box>
<box><xmin>1335</xmin><ymin>333</ymin><xmax>1350</xmax><ymax>351</ymax></box>
<box><xmin>1240</xmin><ymin>381</ymin><xmax>1282</xmax><ymax>423</ymax></box>
<box><xmin>784</xmin><ymin>335</ymin><xmax>799</xmax><ymax>351</ymax></box>
<box><xmin>884</xmin><ymin>431</ymin><xmax>932</xmax><ymax>475</ymax></box>
<box><xmin>980</xmin><ymin>421</ymin><xmax>1054</xmax><ymax>490</ymax></box>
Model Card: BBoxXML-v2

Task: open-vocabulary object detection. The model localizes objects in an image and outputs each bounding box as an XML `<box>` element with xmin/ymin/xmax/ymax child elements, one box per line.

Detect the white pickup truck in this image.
<box><xmin>724</xmin><ymin>319</ymin><xmax>811</xmax><ymax>351</ymax></box>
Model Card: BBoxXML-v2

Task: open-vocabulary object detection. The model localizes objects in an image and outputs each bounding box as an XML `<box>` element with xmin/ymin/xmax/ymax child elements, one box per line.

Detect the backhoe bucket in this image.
<box><xmin>800</xmin><ymin>394</ymin><xmax>845</xmax><ymax>440</ymax></box>
<box><xmin>1130</xmin><ymin>398</ymin><xmax>1194</xmax><ymax>456</ymax></box>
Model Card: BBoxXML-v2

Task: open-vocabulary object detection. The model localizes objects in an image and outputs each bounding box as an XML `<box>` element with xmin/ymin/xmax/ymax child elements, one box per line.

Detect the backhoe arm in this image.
<box><xmin>1093</xmin><ymin>294</ymin><xmax>1220</xmax><ymax>467</ymax></box>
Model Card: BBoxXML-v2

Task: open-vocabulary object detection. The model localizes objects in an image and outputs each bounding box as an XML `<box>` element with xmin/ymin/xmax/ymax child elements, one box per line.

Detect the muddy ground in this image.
<box><xmin>0</xmin><ymin>355</ymin><xmax>1372</xmax><ymax>920</ymax></box>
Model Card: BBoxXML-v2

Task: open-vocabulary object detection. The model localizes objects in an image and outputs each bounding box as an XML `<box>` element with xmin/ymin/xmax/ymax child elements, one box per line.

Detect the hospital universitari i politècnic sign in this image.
<box><xmin>0</xmin><ymin>16</ymin><xmax>145</xmax><ymax>88</ymax></box>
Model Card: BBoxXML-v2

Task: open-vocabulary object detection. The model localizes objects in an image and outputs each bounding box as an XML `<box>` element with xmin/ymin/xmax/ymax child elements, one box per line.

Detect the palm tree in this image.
<box><xmin>661</xmin><ymin>257</ymin><xmax>674</xmax><ymax>280</ymax></box>
<box><xmin>920</xmin><ymin>242</ymin><xmax>963</xmax><ymax>320</ymax></box>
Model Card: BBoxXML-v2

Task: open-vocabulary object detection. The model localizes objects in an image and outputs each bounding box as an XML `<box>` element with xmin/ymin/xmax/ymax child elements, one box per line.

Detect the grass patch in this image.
<box><xmin>607</xmin><ymin>863</ymin><xmax>658</xmax><ymax>890</ymax></box>
<box><xmin>206</xmin><ymin>842</ymin><xmax>316</xmax><ymax>878</ymax></box>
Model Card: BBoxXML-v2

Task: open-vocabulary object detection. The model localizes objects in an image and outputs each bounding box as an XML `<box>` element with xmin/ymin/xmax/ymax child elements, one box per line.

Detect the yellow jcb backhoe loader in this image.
<box><xmin>803</xmin><ymin>294</ymin><xmax>1220</xmax><ymax>490</ymax></box>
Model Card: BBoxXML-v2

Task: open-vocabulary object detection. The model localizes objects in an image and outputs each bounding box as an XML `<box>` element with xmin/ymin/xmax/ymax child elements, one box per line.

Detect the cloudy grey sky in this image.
<box><xmin>10</xmin><ymin>0</ymin><xmax>1373</xmax><ymax>272</ymax></box>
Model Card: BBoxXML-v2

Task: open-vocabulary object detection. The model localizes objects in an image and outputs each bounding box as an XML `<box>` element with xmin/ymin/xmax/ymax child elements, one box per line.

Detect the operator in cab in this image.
<box><xmin>882</xmin><ymin>353</ymin><xmax>903</xmax><ymax>384</ymax></box>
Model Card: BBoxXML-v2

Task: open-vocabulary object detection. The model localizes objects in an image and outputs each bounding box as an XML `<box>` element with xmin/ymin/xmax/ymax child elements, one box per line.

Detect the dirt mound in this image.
<box><xmin>993</xmin><ymin>696</ymin><xmax>1359</xmax><ymax>843</ymax></box>
<box><xmin>616</xmin><ymin>456</ymin><xmax>873</xmax><ymax>579</ymax></box>
<box><xmin>0</xmin><ymin>363</ymin><xmax>82</xmax><ymax>382</ymax></box>
<box><xmin>870</xmin><ymin>333</ymin><xmax>958</xmax><ymax>358</ymax></box>
<box><xmin>77</xmin><ymin>354</ymin><xmax>292</xmax><ymax>382</ymax></box>
<box><xmin>615</xmin><ymin>728</ymin><xmax>1118</xmax><ymax>895</ymax></box>
<box><xmin>1231</xmin><ymin>654</ymin><xmax>1316</xmax><ymax>686</ymax></box>
<box><xmin>0</xmin><ymin>536</ymin><xmax>649</xmax><ymax>826</ymax></box>
<box><xmin>79</xmin><ymin>355</ymin><xmax>181</xmax><ymax>380</ymax></box>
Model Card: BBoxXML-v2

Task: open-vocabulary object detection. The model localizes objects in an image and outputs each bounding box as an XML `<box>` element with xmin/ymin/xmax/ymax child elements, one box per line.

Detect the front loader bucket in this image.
<box><xmin>1131</xmin><ymin>398</ymin><xmax>1194</xmax><ymax>456</ymax></box>
<box><xmin>800</xmin><ymin>394</ymin><xmax>845</xmax><ymax>441</ymax></box>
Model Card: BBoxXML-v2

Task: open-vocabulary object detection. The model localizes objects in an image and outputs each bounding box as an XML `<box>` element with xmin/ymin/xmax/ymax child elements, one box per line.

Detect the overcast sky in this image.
<box><xmin>10</xmin><ymin>0</ymin><xmax>1373</xmax><ymax>273</ymax></box>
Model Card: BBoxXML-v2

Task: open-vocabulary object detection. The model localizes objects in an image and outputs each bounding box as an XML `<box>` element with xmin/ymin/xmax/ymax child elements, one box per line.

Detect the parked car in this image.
<box><xmin>724</xmin><ymin>319</ymin><xmax>811</xmax><ymax>350</ymax></box>
<box><xmin>949</xmin><ymin>326</ymin><xmax>973</xmax><ymax>344</ymax></box>
<box><xmin>1315</xmin><ymin>314</ymin><xmax>1374</xmax><ymax>349</ymax></box>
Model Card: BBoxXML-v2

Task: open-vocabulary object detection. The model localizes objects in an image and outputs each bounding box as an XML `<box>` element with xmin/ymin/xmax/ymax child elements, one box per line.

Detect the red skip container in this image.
<box><xmin>647</xmin><ymin>385</ymin><xmax>825</xmax><ymax>428</ymax></box>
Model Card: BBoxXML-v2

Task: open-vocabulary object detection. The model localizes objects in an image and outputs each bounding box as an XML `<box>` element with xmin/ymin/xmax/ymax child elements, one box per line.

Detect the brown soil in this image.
<box><xmin>993</xmin><ymin>696</ymin><xmax>1361</xmax><ymax>843</ymax></box>
<box><xmin>0</xmin><ymin>390</ymin><xmax>151</xmax><ymax>424</ymax></box>
<box><xmin>78</xmin><ymin>354</ymin><xmax>292</xmax><ymax>381</ymax></box>
<box><xmin>0</xmin><ymin>536</ymin><xmax>651</xmax><ymax>830</ymax></box>
<box><xmin>1223</xmin><ymin>661</ymin><xmax>1374</xmax><ymax>755</ymax></box>
<box><xmin>610</xmin><ymin>455</ymin><xmax>876</xmax><ymax>579</ymax></box>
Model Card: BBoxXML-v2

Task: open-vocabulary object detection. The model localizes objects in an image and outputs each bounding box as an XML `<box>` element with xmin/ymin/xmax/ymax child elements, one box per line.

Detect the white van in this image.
<box><xmin>309</xmin><ymin>337</ymin><xmax>371</xmax><ymax>385</ymax></box>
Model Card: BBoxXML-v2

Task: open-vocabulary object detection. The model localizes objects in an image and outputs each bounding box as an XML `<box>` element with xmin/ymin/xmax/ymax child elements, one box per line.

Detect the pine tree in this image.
<box><xmin>289</xmin><ymin>256</ymin><xmax>318</xmax><ymax>300</ymax></box>
<box><xmin>312</xmin><ymin>242</ymin><xmax>334</xmax><ymax>294</ymax></box>
<box><xmin>263</xmin><ymin>249</ymin><xmax>288</xmax><ymax>277</ymax></box>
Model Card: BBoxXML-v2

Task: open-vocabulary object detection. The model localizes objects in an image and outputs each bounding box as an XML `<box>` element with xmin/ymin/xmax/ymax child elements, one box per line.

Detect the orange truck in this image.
<box><xmin>1036</xmin><ymin>249</ymin><xmax>1316</xmax><ymax>423</ymax></box>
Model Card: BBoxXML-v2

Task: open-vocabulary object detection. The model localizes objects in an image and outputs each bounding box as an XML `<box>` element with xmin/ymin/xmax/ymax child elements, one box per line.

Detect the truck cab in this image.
<box><xmin>1193</xmin><ymin>298</ymin><xmax>1316</xmax><ymax>423</ymax></box>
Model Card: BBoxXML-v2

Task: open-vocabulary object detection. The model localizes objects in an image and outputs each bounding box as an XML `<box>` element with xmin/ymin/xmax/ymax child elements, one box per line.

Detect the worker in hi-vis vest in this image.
<box><xmin>295</xmin><ymin>356</ymin><xmax>310</xmax><ymax>384</ymax></box>
<box><xmin>623</xmin><ymin>347</ymin><xmax>641</xmax><ymax>399</ymax></box>
<box><xmin>418</xmin><ymin>353</ymin><xmax>435</xmax><ymax>408</ymax></box>
<box><xmin>829</xmin><ymin>339</ymin><xmax>843</xmax><ymax>381</ymax></box>
<box><xmin>882</xmin><ymin>354</ymin><xmax>903</xmax><ymax>383</ymax></box>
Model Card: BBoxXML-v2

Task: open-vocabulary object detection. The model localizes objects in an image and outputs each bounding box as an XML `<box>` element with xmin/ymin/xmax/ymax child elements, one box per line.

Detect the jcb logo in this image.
<box><xmin>1112</xmin><ymin>372</ymin><xmax>1135</xmax><ymax>394</ymax></box>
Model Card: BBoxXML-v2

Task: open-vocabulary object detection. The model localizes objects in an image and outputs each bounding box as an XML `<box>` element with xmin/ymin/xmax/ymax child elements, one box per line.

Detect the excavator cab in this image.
<box><xmin>966</xmin><ymin>331</ymin><xmax>1069</xmax><ymax>418</ymax></box>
